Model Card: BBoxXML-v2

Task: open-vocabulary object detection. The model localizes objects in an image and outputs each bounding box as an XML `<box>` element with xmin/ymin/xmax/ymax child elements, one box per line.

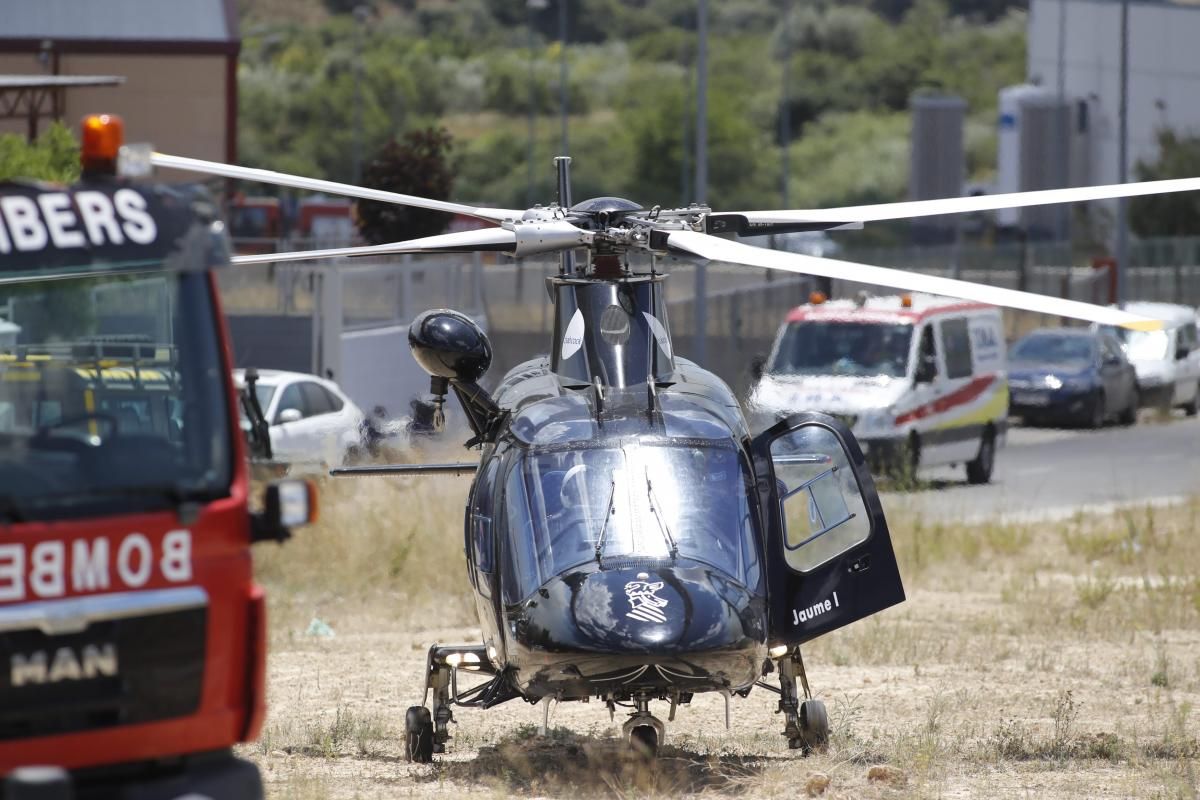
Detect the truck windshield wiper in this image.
<box><xmin>644</xmin><ymin>472</ymin><xmax>679</xmax><ymax>560</ymax></box>
<box><xmin>593</xmin><ymin>478</ymin><xmax>618</xmax><ymax>565</ymax></box>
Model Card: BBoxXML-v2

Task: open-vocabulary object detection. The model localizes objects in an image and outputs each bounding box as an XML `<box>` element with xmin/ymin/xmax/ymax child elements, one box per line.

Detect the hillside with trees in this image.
<box><xmin>237</xmin><ymin>0</ymin><xmax>1026</xmax><ymax>221</ymax></box>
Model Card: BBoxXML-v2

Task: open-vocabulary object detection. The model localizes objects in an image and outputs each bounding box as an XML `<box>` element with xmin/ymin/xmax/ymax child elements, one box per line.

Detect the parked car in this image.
<box><xmin>1094</xmin><ymin>302</ymin><xmax>1200</xmax><ymax>415</ymax></box>
<box><xmin>233</xmin><ymin>369</ymin><xmax>365</xmax><ymax>465</ymax></box>
<box><xmin>1008</xmin><ymin>328</ymin><xmax>1138</xmax><ymax>428</ymax></box>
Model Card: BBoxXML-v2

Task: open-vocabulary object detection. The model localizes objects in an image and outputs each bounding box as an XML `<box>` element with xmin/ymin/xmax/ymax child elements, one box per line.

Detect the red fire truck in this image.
<box><xmin>0</xmin><ymin>115</ymin><xmax>313</xmax><ymax>797</ymax></box>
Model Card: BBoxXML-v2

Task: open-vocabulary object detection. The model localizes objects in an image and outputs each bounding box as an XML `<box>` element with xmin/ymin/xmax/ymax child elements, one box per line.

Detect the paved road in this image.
<box><xmin>881</xmin><ymin>413</ymin><xmax>1200</xmax><ymax>522</ymax></box>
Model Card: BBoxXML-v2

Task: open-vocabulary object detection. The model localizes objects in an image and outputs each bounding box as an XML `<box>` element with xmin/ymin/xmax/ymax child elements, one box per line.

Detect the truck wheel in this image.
<box><xmin>965</xmin><ymin>430</ymin><xmax>995</xmax><ymax>485</ymax></box>
<box><xmin>405</xmin><ymin>706</ymin><xmax>434</xmax><ymax>763</ymax></box>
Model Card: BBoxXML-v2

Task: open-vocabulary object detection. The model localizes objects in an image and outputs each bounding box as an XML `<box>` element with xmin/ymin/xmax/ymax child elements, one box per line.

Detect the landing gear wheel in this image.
<box><xmin>1119</xmin><ymin>390</ymin><xmax>1139</xmax><ymax>426</ymax></box>
<box><xmin>629</xmin><ymin>724</ymin><xmax>659</xmax><ymax>757</ymax></box>
<box><xmin>965</xmin><ymin>431</ymin><xmax>995</xmax><ymax>484</ymax></box>
<box><xmin>405</xmin><ymin>706</ymin><xmax>434</xmax><ymax>763</ymax></box>
<box><xmin>795</xmin><ymin>699</ymin><xmax>829</xmax><ymax>754</ymax></box>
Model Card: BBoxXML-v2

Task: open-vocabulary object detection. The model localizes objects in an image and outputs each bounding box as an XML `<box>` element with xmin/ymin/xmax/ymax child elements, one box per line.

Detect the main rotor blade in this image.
<box><xmin>666</xmin><ymin>230</ymin><xmax>1163</xmax><ymax>331</ymax></box>
<box><xmin>712</xmin><ymin>176</ymin><xmax>1200</xmax><ymax>230</ymax></box>
<box><xmin>152</xmin><ymin>152</ymin><xmax>523</xmax><ymax>224</ymax></box>
<box><xmin>230</xmin><ymin>228</ymin><xmax>517</xmax><ymax>266</ymax></box>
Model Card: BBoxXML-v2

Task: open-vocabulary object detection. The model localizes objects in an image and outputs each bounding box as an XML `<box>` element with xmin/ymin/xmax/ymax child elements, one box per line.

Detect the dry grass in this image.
<box><xmin>244</xmin><ymin>479</ymin><xmax>1200</xmax><ymax>799</ymax></box>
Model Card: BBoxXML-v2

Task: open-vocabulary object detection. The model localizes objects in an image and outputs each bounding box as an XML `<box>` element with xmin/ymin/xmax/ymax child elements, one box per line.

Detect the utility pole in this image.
<box><xmin>780</xmin><ymin>1</ymin><xmax>791</xmax><ymax>211</ymax></box>
<box><xmin>352</xmin><ymin>5</ymin><xmax>370</xmax><ymax>185</ymax></box>
<box><xmin>693</xmin><ymin>0</ymin><xmax>708</xmax><ymax>363</ymax></box>
<box><xmin>559</xmin><ymin>0</ymin><xmax>569</xmax><ymax>157</ymax></box>
<box><xmin>1056</xmin><ymin>0</ymin><xmax>1071</xmax><ymax>245</ymax></box>
<box><xmin>527</xmin><ymin>0</ymin><xmax>548</xmax><ymax>206</ymax></box>
<box><xmin>1116</xmin><ymin>0</ymin><xmax>1129</xmax><ymax>308</ymax></box>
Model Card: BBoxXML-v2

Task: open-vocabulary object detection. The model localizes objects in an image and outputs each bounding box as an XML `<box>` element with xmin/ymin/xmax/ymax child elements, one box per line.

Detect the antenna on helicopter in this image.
<box><xmin>555</xmin><ymin>156</ymin><xmax>577</xmax><ymax>275</ymax></box>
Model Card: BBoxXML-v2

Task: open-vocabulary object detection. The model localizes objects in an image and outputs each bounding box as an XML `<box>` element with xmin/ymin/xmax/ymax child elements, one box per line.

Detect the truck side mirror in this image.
<box><xmin>252</xmin><ymin>480</ymin><xmax>318</xmax><ymax>543</ymax></box>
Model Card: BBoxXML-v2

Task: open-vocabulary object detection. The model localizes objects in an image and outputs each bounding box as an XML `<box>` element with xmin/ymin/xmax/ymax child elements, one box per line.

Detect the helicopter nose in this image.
<box><xmin>520</xmin><ymin>561</ymin><xmax>765</xmax><ymax>655</ymax></box>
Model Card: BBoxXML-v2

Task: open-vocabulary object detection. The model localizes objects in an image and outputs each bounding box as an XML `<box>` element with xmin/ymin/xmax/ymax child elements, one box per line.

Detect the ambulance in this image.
<box><xmin>749</xmin><ymin>293</ymin><xmax>1008</xmax><ymax>483</ymax></box>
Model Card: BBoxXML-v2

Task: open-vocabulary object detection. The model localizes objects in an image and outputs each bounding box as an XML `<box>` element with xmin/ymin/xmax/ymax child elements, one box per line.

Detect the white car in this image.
<box><xmin>233</xmin><ymin>369</ymin><xmax>365</xmax><ymax>465</ymax></box>
<box><xmin>1095</xmin><ymin>302</ymin><xmax>1200</xmax><ymax>415</ymax></box>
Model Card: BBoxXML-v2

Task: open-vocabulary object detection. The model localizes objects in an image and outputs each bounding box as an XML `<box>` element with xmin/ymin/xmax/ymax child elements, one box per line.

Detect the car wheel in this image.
<box><xmin>1087</xmin><ymin>391</ymin><xmax>1106</xmax><ymax>429</ymax></box>
<box><xmin>1119</xmin><ymin>389</ymin><xmax>1139</xmax><ymax>426</ymax></box>
<box><xmin>966</xmin><ymin>430</ymin><xmax>995</xmax><ymax>485</ymax></box>
<box><xmin>1184</xmin><ymin>382</ymin><xmax>1200</xmax><ymax>417</ymax></box>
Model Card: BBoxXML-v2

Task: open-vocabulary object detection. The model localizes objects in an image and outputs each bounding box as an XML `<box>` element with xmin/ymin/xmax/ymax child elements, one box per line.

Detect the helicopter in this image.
<box><xmin>152</xmin><ymin>149</ymin><xmax>1191</xmax><ymax>760</ymax></box>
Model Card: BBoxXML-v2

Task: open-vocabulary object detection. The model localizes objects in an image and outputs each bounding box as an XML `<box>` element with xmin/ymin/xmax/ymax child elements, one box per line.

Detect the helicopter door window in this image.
<box><xmin>771</xmin><ymin>425</ymin><xmax>871</xmax><ymax>573</ymax></box>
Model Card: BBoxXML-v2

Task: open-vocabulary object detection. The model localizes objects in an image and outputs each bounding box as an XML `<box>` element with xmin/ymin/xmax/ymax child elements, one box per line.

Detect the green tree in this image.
<box><xmin>356</xmin><ymin>127</ymin><xmax>455</xmax><ymax>244</ymax></box>
<box><xmin>1131</xmin><ymin>129</ymin><xmax>1200</xmax><ymax>237</ymax></box>
<box><xmin>0</xmin><ymin>123</ymin><xmax>80</xmax><ymax>183</ymax></box>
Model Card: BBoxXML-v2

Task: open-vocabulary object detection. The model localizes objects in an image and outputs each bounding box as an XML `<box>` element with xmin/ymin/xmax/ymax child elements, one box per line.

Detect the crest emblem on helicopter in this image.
<box><xmin>561</xmin><ymin>309</ymin><xmax>585</xmax><ymax>359</ymax></box>
<box><xmin>624</xmin><ymin>579</ymin><xmax>669</xmax><ymax>623</ymax></box>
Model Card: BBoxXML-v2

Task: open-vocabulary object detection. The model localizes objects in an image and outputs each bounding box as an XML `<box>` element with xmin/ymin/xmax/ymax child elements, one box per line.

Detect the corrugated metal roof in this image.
<box><xmin>0</xmin><ymin>0</ymin><xmax>234</xmax><ymax>42</ymax></box>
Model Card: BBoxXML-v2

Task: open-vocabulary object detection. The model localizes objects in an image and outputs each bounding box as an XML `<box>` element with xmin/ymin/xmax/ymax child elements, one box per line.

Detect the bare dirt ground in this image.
<box><xmin>242</xmin><ymin>477</ymin><xmax>1200</xmax><ymax>799</ymax></box>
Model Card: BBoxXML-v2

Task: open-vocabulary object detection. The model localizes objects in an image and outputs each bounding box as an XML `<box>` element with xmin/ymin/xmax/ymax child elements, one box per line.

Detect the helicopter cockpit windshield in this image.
<box><xmin>502</xmin><ymin>439</ymin><xmax>762</xmax><ymax>604</ymax></box>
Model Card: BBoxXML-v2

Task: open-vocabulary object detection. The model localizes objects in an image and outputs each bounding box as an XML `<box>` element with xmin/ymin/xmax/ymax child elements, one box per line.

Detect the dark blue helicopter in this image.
<box><xmin>157</xmin><ymin>150</ymin><xmax>1172</xmax><ymax>761</ymax></box>
<box><xmin>381</xmin><ymin>285</ymin><xmax>903</xmax><ymax>760</ymax></box>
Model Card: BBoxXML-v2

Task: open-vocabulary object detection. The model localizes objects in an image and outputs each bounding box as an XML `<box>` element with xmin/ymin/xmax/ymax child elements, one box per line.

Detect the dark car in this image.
<box><xmin>1008</xmin><ymin>328</ymin><xmax>1139</xmax><ymax>428</ymax></box>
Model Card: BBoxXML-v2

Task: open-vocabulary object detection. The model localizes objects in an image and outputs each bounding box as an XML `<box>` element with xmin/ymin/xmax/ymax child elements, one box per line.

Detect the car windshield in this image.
<box><xmin>1123</xmin><ymin>330</ymin><xmax>1169</xmax><ymax>361</ymax></box>
<box><xmin>0</xmin><ymin>271</ymin><xmax>232</xmax><ymax>520</ymax></box>
<box><xmin>768</xmin><ymin>321</ymin><xmax>912</xmax><ymax>378</ymax></box>
<box><xmin>1096</xmin><ymin>326</ymin><xmax>1171</xmax><ymax>361</ymax></box>
<box><xmin>502</xmin><ymin>440</ymin><xmax>762</xmax><ymax>603</ymax></box>
<box><xmin>1010</xmin><ymin>334</ymin><xmax>1094</xmax><ymax>364</ymax></box>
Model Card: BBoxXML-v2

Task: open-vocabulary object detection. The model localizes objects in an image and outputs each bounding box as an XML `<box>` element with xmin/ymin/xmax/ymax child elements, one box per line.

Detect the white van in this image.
<box><xmin>750</xmin><ymin>294</ymin><xmax>1007</xmax><ymax>484</ymax></box>
<box><xmin>1095</xmin><ymin>302</ymin><xmax>1199</xmax><ymax>415</ymax></box>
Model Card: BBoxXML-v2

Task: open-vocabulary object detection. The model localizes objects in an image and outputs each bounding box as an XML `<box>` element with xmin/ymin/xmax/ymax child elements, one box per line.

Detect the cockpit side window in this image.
<box><xmin>471</xmin><ymin>458</ymin><xmax>499</xmax><ymax>595</ymax></box>
<box><xmin>502</xmin><ymin>460</ymin><xmax>551</xmax><ymax>605</ymax></box>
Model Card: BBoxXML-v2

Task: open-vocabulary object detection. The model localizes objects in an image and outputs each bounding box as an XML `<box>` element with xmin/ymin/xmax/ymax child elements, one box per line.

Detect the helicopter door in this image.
<box><xmin>751</xmin><ymin>412</ymin><xmax>904</xmax><ymax>645</ymax></box>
